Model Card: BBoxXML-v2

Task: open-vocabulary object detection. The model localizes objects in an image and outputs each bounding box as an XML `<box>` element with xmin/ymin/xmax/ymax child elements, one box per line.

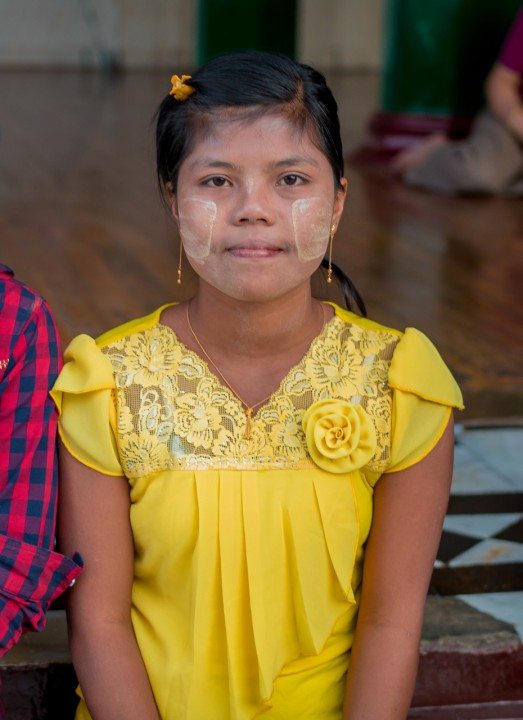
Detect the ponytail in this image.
<box><xmin>320</xmin><ymin>258</ymin><xmax>366</xmax><ymax>317</ymax></box>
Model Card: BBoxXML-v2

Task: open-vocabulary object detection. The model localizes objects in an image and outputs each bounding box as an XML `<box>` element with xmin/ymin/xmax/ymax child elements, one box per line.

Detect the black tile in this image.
<box><xmin>495</xmin><ymin>517</ymin><xmax>523</xmax><ymax>544</ymax></box>
<box><xmin>429</xmin><ymin>562</ymin><xmax>523</xmax><ymax>595</ymax></box>
<box><xmin>447</xmin><ymin>493</ymin><xmax>523</xmax><ymax>514</ymax></box>
<box><xmin>436</xmin><ymin>530</ymin><xmax>480</xmax><ymax>563</ymax></box>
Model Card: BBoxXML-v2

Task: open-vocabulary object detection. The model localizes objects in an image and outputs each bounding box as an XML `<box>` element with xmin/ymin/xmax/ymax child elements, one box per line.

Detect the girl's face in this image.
<box><xmin>171</xmin><ymin>112</ymin><xmax>347</xmax><ymax>303</ymax></box>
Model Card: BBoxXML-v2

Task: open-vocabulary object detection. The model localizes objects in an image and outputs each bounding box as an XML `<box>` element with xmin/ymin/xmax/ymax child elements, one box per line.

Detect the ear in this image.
<box><xmin>331</xmin><ymin>177</ymin><xmax>348</xmax><ymax>233</ymax></box>
<box><xmin>165</xmin><ymin>182</ymin><xmax>179</xmax><ymax>222</ymax></box>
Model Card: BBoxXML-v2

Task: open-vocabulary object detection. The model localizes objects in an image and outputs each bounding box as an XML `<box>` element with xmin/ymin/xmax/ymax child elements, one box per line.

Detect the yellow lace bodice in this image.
<box><xmin>101</xmin><ymin>313</ymin><xmax>399</xmax><ymax>478</ymax></box>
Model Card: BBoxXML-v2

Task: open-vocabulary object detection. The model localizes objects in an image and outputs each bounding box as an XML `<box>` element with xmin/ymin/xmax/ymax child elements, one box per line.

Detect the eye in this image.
<box><xmin>202</xmin><ymin>176</ymin><xmax>231</xmax><ymax>188</ymax></box>
<box><xmin>278</xmin><ymin>174</ymin><xmax>307</xmax><ymax>187</ymax></box>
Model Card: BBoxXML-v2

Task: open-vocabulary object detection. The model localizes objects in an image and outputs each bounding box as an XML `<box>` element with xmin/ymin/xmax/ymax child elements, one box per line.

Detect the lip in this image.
<box><xmin>227</xmin><ymin>241</ymin><xmax>283</xmax><ymax>258</ymax></box>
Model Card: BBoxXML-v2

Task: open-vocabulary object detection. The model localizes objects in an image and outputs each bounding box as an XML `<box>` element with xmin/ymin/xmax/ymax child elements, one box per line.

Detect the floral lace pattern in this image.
<box><xmin>101</xmin><ymin>316</ymin><xmax>400</xmax><ymax>477</ymax></box>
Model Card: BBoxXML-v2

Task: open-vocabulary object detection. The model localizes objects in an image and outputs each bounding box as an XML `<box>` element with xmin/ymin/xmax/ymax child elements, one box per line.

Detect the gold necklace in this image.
<box><xmin>185</xmin><ymin>301</ymin><xmax>327</xmax><ymax>440</ymax></box>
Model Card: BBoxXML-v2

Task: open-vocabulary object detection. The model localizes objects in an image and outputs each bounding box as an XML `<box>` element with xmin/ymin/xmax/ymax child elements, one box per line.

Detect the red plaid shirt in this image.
<box><xmin>0</xmin><ymin>264</ymin><xmax>82</xmax><ymax>656</ymax></box>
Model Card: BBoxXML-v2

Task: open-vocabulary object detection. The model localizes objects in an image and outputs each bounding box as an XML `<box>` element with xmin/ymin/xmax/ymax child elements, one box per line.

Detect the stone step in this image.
<box><xmin>408</xmin><ymin>701</ymin><xmax>523</xmax><ymax>719</ymax></box>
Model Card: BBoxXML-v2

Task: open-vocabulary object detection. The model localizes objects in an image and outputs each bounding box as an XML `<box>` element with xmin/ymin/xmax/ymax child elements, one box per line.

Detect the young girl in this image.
<box><xmin>53</xmin><ymin>51</ymin><xmax>463</xmax><ymax>720</ymax></box>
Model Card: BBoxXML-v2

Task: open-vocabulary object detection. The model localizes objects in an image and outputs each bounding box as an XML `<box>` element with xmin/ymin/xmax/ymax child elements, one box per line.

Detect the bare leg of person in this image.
<box><xmin>390</xmin><ymin>134</ymin><xmax>448</xmax><ymax>174</ymax></box>
<box><xmin>398</xmin><ymin>111</ymin><xmax>523</xmax><ymax>196</ymax></box>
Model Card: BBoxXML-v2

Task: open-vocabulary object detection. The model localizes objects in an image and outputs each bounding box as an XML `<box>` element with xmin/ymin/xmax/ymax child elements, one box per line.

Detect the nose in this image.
<box><xmin>233</xmin><ymin>180</ymin><xmax>274</xmax><ymax>225</ymax></box>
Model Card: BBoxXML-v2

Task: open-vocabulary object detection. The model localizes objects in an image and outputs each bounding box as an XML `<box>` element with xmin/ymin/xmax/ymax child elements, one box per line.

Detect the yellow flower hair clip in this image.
<box><xmin>169</xmin><ymin>74</ymin><xmax>195</xmax><ymax>101</ymax></box>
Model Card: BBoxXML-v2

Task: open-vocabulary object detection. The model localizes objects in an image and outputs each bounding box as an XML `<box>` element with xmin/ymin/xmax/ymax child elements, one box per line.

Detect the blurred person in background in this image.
<box><xmin>393</xmin><ymin>7</ymin><xmax>523</xmax><ymax>196</ymax></box>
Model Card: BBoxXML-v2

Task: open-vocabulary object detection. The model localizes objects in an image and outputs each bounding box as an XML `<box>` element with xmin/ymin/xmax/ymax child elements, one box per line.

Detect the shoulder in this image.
<box><xmin>498</xmin><ymin>9</ymin><xmax>523</xmax><ymax>72</ymax></box>
<box><xmin>0</xmin><ymin>267</ymin><xmax>59</xmax><ymax>359</ymax></box>
<box><xmin>330</xmin><ymin>302</ymin><xmax>402</xmax><ymax>339</ymax></box>
<box><xmin>95</xmin><ymin>303</ymin><xmax>175</xmax><ymax>349</ymax></box>
<box><xmin>329</xmin><ymin>303</ymin><xmax>403</xmax><ymax>361</ymax></box>
<box><xmin>58</xmin><ymin>304</ymin><xmax>176</xmax><ymax>392</ymax></box>
<box><xmin>1</xmin><ymin>266</ymin><xmax>49</xmax><ymax>324</ymax></box>
<box><xmin>329</xmin><ymin>303</ymin><xmax>463</xmax><ymax>409</ymax></box>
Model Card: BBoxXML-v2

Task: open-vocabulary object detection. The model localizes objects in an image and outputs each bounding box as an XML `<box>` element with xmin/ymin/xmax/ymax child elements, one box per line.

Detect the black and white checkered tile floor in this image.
<box><xmin>429</xmin><ymin>426</ymin><xmax>523</xmax><ymax>637</ymax></box>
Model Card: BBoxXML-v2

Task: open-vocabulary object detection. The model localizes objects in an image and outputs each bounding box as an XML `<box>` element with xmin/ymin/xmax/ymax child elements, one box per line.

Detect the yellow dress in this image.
<box><xmin>52</xmin><ymin>302</ymin><xmax>463</xmax><ymax>720</ymax></box>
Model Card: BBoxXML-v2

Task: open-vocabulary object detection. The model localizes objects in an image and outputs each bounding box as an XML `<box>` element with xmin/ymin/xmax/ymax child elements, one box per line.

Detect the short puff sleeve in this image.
<box><xmin>387</xmin><ymin>328</ymin><xmax>464</xmax><ymax>473</ymax></box>
<box><xmin>51</xmin><ymin>335</ymin><xmax>122</xmax><ymax>476</ymax></box>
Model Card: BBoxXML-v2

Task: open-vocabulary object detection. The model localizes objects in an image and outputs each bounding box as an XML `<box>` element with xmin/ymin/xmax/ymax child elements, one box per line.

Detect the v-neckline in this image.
<box><xmin>156</xmin><ymin>303</ymin><xmax>340</xmax><ymax>423</ymax></box>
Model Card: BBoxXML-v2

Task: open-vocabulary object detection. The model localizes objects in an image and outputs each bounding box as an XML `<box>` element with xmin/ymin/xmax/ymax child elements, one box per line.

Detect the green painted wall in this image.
<box><xmin>383</xmin><ymin>0</ymin><xmax>521</xmax><ymax>116</ymax></box>
<box><xmin>197</xmin><ymin>0</ymin><xmax>297</xmax><ymax>64</ymax></box>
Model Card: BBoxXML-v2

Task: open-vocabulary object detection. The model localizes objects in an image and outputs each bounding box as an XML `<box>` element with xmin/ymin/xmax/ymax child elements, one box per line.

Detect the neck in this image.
<box><xmin>188</xmin><ymin>282</ymin><xmax>323</xmax><ymax>359</ymax></box>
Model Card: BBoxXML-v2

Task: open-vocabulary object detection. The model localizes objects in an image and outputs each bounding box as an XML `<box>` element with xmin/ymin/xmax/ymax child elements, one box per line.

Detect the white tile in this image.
<box><xmin>448</xmin><ymin>539</ymin><xmax>523</xmax><ymax>567</ymax></box>
<box><xmin>451</xmin><ymin>444</ymin><xmax>518</xmax><ymax>495</ymax></box>
<box><xmin>457</xmin><ymin>591</ymin><xmax>523</xmax><ymax>639</ymax></box>
<box><xmin>443</xmin><ymin>513</ymin><xmax>523</xmax><ymax>539</ymax></box>
<box><xmin>459</xmin><ymin>428</ymin><xmax>523</xmax><ymax>490</ymax></box>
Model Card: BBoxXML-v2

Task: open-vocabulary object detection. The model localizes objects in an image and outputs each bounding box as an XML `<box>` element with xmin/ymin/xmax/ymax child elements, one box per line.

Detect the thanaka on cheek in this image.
<box><xmin>178</xmin><ymin>198</ymin><xmax>217</xmax><ymax>260</ymax></box>
<box><xmin>291</xmin><ymin>197</ymin><xmax>332</xmax><ymax>262</ymax></box>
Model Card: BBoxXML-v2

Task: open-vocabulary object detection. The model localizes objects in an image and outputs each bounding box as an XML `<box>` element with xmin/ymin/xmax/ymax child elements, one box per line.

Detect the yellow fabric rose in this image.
<box><xmin>302</xmin><ymin>399</ymin><xmax>376</xmax><ymax>474</ymax></box>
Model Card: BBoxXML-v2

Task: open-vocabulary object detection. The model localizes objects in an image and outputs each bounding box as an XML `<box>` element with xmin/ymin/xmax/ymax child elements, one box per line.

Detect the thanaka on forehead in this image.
<box><xmin>182</xmin><ymin>105</ymin><xmax>324</xmax><ymax>158</ymax></box>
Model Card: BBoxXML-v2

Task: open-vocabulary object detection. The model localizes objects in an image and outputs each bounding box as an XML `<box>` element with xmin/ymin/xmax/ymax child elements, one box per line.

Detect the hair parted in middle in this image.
<box><xmin>155</xmin><ymin>50</ymin><xmax>365</xmax><ymax>315</ymax></box>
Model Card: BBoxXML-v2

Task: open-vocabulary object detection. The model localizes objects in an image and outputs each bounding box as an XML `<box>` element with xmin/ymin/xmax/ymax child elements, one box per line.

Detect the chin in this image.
<box><xmin>207</xmin><ymin>278</ymin><xmax>299</xmax><ymax>304</ymax></box>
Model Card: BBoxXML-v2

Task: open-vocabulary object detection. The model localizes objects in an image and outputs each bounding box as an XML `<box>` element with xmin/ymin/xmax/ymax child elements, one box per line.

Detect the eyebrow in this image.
<box><xmin>189</xmin><ymin>159</ymin><xmax>238</xmax><ymax>171</ymax></box>
<box><xmin>271</xmin><ymin>156</ymin><xmax>319</xmax><ymax>169</ymax></box>
<box><xmin>189</xmin><ymin>156</ymin><xmax>320</xmax><ymax>171</ymax></box>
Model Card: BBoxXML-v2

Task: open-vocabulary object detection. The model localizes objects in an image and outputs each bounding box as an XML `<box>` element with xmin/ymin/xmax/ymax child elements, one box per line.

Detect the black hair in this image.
<box><xmin>155</xmin><ymin>50</ymin><xmax>366</xmax><ymax>316</ymax></box>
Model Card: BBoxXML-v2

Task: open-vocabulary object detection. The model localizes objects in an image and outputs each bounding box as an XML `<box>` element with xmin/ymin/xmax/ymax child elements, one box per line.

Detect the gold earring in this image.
<box><xmin>327</xmin><ymin>225</ymin><xmax>335</xmax><ymax>284</ymax></box>
<box><xmin>177</xmin><ymin>239</ymin><xmax>183</xmax><ymax>285</ymax></box>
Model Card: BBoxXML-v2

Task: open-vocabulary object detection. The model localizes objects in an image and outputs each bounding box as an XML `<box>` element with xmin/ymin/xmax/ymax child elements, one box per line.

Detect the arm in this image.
<box><xmin>485</xmin><ymin>63</ymin><xmax>523</xmax><ymax>142</ymax></box>
<box><xmin>0</xmin><ymin>295</ymin><xmax>80</xmax><ymax>654</ymax></box>
<box><xmin>343</xmin><ymin>418</ymin><xmax>454</xmax><ymax>719</ymax></box>
<box><xmin>58</xmin><ymin>447</ymin><xmax>160</xmax><ymax>720</ymax></box>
